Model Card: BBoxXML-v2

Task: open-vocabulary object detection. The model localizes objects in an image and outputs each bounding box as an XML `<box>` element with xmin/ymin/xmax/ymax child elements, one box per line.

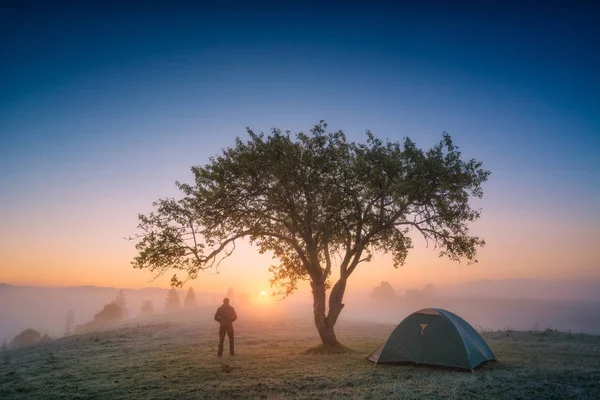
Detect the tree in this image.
<box><xmin>369</xmin><ymin>281</ymin><xmax>398</xmax><ymax>302</ymax></box>
<box><xmin>115</xmin><ymin>290</ymin><xmax>129</xmax><ymax>318</ymax></box>
<box><xmin>184</xmin><ymin>287</ymin><xmax>197</xmax><ymax>308</ymax></box>
<box><xmin>64</xmin><ymin>309</ymin><xmax>75</xmax><ymax>336</ymax></box>
<box><xmin>130</xmin><ymin>122</ymin><xmax>490</xmax><ymax>349</ymax></box>
<box><xmin>94</xmin><ymin>302</ymin><xmax>123</xmax><ymax>323</ymax></box>
<box><xmin>165</xmin><ymin>288</ymin><xmax>181</xmax><ymax>311</ymax></box>
<box><xmin>74</xmin><ymin>301</ymin><xmax>124</xmax><ymax>334</ymax></box>
<box><xmin>140</xmin><ymin>300</ymin><xmax>154</xmax><ymax>317</ymax></box>
<box><xmin>405</xmin><ymin>283</ymin><xmax>436</xmax><ymax>300</ymax></box>
<box><xmin>11</xmin><ymin>328</ymin><xmax>42</xmax><ymax>347</ymax></box>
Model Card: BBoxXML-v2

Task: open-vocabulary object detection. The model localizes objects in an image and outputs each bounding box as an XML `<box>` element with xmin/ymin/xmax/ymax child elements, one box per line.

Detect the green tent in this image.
<box><xmin>368</xmin><ymin>308</ymin><xmax>496</xmax><ymax>370</ymax></box>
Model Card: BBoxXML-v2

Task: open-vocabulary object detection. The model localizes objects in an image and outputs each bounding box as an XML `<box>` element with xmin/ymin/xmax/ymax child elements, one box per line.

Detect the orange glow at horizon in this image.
<box><xmin>1</xmin><ymin>205</ymin><xmax>598</xmax><ymax>295</ymax></box>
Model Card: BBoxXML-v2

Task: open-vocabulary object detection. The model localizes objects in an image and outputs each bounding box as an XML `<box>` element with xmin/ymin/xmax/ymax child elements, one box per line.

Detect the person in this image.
<box><xmin>214</xmin><ymin>297</ymin><xmax>237</xmax><ymax>356</ymax></box>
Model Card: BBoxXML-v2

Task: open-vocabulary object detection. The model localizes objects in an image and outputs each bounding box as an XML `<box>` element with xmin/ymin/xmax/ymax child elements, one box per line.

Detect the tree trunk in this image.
<box><xmin>311</xmin><ymin>278</ymin><xmax>347</xmax><ymax>349</ymax></box>
<box><xmin>327</xmin><ymin>277</ymin><xmax>347</xmax><ymax>328</ymax></box>
<box><xmin>311</xmin><ymin>281</ymin><xmax>338</xmax><ymax>347</ymax></box>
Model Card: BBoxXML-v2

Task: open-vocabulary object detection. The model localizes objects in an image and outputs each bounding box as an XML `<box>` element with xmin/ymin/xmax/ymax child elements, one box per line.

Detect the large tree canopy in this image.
<box><xmin>130</xmin><ymin>121</ymin><xmax>490</xmax><ymax>348</ymax></box>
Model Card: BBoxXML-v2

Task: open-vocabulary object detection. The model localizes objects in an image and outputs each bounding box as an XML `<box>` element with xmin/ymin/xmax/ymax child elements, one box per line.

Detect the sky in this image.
<box><xmin>1</xmin><ymin>1</ymin><xmax>599</xmax><ymax>298</ymax></box>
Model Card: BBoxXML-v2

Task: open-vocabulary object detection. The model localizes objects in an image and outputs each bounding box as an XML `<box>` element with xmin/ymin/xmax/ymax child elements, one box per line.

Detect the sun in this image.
<box><xmin>257</xmin><ymin>291</ymin><xmax>271</xmax><ymax>303</ymax></box>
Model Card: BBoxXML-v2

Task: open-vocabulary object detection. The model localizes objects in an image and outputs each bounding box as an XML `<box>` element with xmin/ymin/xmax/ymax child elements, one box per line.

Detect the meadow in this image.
<box><xmin>1</xmin><ymin>311</ymin><xmax>599</xmax><ymax>399</ymax></box>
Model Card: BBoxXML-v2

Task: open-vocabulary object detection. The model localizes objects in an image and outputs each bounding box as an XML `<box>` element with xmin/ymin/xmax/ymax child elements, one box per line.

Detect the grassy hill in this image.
<box><xmin>1</xmin><ymin>313</ymin><xmax>599</xmax><ymax>399</ymax></box>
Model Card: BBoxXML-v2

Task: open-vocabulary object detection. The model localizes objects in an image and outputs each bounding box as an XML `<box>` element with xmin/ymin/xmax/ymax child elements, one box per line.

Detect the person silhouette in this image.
<box><xmin>214</xmin><ymin>297</ymin><xmax>237</xmax><ymax>356</ymax></box>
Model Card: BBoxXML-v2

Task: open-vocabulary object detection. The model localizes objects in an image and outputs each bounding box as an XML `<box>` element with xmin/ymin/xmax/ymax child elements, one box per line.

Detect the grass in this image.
<box><xmin>1</xmin><ymin>313</ymin><xmax>599</xmax><ymax>399</ymax></box>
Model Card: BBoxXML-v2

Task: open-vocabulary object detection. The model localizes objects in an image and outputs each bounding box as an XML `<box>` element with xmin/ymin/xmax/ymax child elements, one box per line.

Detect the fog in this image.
<box><xmin>1</xmin><ymin>279</ymin><xmax>599</xmax><ymax>343</ymax></box>
<box><xmin>0</xmin><ymin>284</ymin><xmax>216</xmax><ymax>342</ymax></box>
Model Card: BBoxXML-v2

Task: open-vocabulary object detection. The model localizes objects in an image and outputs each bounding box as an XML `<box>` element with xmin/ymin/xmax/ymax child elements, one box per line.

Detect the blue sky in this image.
<box><xmin>1</xmin><ymin>2</ymin><xmax>598</xmax><ymax>289</ymax></box>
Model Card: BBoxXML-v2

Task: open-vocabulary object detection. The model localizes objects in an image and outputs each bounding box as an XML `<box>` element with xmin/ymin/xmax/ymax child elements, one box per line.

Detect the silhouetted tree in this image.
<box><xmin>184</xmin><ymin>287</ymin><xmax>197</xmax><ymax>308</ymax></box>
<box><xmin>94</xmin><ymin>302</ymin><xmax>123</xmax><ymax>323</ymax></box>
<box><xmin>73</xmin><ymin>300</ymin><xmax>124</xmax><ymax>334</ymax></box>
<box><xmin>115</xmin><ymin>289</ymin><xmax>129</xmax><ymax>318</ymax></box>
<box><xmin>165</xmin><ymin>288</ymin><xmax>181</xmax><ymax>311</ymax></box>
<box><xmin>369</xmin><ymin>281</ymin><xmax>398</xmax><ymax>302</ymax></box>
<box><xmin>130</xmin><ymin>122</ymin><xmax>490</xmax><ymax>349</ymax></box>
<box><xmin>64</xmin><ymin>309</ymin><xmax>75</xmax><ymax>336</ymax></box>
<box><xmin>11</xmin><ymin>328</ymin><xmax>42</xmax><ymax>346</ymax></box>
<box><xmin>140</xmin><ymin>300</ymin><xmax>154</xmax><ymax>317</ymax></box>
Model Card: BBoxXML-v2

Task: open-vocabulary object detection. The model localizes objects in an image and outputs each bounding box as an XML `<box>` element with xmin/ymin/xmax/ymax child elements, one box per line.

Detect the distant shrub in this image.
<box><xmin>46</xmin><ymin>352</ymin><xmax>59</xmax><ymax>366</ymax></box>
<box><xmin>11</xmin><ymin>328</ymin><xmax>42</xmax><ymax>347</ymax></box>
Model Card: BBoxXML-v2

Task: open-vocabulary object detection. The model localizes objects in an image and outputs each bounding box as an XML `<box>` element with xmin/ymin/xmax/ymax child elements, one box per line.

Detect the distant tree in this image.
<box><xmin>115</xmin><ymin>290</ymin><xmax>129</xmax><ymax>318</ymax></box>
<box><xmin>64</xmin><ymin>309</ymin><xmax>75</xmax><ymax>336</ymax></box>
<box><xmin>165</xmin><ymin>288</ymin><xmax>181</xmax><ymax>311</ymax></box>
<box><xmin>130</xmin><ymin>122</ymin><xmax>490</xmax><ymax>349</ymax></box>
<box><xmin>140</xmin><ymin>300</ymin><xmax>154</xmax><ymax>317</ymax></box>
<box><xmin>423</xmin><ymin>283</ymin><xmax>435</xmax><ymax>297</ymax></box>
<box><xmin>226</xmin><ymin>287</ymin><xmax>236</xmax><ymax>303</ymax></box>
<box><xmin>11</xmin><ymin>328</ymin><xmax>42</xmax><ymax>347</ymax></box>
<box><xmin>405</xmin><ymin>284</ymin><xmax>436</xmax><ymax>299</ymax></box>
<box><xmin>94</xmin><ymin>302</ymin><xmax>123</xmax><ymax>324</ymax></box>
<box><xmin>369</xmin><ymin>281</ymin><xmax>398</xmax><ymax>302</ymax></box>
<box><xmin>184</xmin><ymin>287</ymin><xmax>197</xmax><ymax>308</ymax></box>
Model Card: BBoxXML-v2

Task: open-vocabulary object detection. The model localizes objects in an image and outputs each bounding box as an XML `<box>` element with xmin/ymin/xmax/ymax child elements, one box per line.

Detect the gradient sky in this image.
<box><xmin>1</xmin><ymin>2</ymin><xmax>599</xmax><ymax>296</ymax></box>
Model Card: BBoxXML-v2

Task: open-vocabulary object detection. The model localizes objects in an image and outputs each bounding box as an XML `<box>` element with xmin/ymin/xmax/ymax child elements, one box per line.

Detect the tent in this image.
<box><xmin>368</xmin><ymin>308</ymin><xmax>496</xmax><ymax>370</ymax></box>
